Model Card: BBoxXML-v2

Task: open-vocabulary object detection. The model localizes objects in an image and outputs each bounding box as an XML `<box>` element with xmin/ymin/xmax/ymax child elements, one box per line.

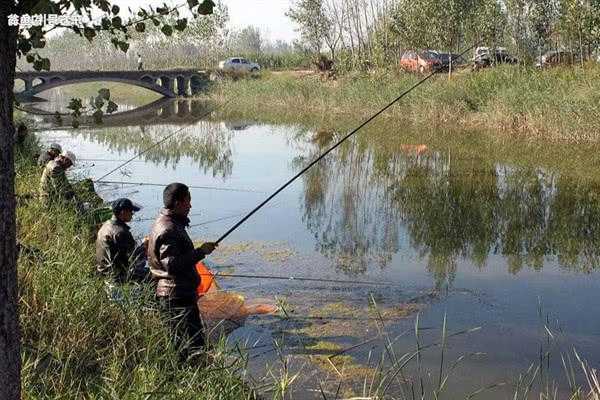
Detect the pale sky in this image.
<box><xmin>111</xmin><ymin>0</ymin><xmax>299</xmax><ymax>42</ymax></box>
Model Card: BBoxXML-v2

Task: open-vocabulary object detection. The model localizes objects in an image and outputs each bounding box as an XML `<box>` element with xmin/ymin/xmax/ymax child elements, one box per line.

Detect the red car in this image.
<box><xmin>400</xmin><ymin>50</ymin><xmax>442</xmax><ymax>73</ymax></box>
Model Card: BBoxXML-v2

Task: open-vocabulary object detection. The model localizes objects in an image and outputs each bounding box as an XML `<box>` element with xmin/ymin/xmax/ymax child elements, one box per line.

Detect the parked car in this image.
<box><xmin>218</xmin><ymin>57</ymin><xmax>261</xmax><ymax>73</ymax></box>
<box><xmin>535</xmin><ymin>50</ymin><xmax>576</xmax><ymax>68</ymax></box>
<box><xmin>436</xmin><ymin>52</ymin><xmax>466</xmax><ymax>70</ymax></box>
<box><xmin>400</xmin><ymin>50</ymin><xmax>443</xmax><ymax>73</ymax></box>
<box><xmin>473</xmin><ymin>47</ymin><xmax>517</xmax><ymax>70</ymax></box>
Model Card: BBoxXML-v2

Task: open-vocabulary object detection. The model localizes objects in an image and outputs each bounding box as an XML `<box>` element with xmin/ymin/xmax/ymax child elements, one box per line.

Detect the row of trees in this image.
<box><xmin>28</xmin><ymin>1</ymin><xmax>313</xmax><ymax>71</ymax></box>
<box><xmin>288</xmin><ymin>0</ymin><xmax>600</xmax><ymax>69</ymax></box>
<box><xmin>19</xmin><ymin>0</ymin><xmax>600</xmax><ymax>73</ymax></box>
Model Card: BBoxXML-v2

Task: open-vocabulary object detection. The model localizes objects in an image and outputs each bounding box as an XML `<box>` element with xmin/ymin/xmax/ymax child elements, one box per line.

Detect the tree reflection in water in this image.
<box><xmin>77</xmin><ymin>100</ymin><xmax>235</xmax><ymax>178</ymax></box>
<box><xmin>295</xmin><ymin>129</ymin><xmax>600</xmax><ymax>287</ymax></box>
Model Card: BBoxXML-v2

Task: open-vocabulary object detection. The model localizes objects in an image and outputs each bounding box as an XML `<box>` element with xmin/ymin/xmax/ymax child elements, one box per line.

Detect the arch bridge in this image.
<box><xmin>14</xmin><ymin>69</ymin><xmax>210</xmax><ymax>98</ymax></box>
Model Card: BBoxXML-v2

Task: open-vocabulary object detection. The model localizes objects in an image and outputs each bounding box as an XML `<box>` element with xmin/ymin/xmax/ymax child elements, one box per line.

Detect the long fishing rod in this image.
<box><xmin>95</xmin><ymin>179</ymin><xmax>262</xmax><ymax>193</ymax></box>
<box><xmin>94</xmin><ymin>100</ymin><xmax>229</xmax><ymax>182</ymax></box>
<box><xmin>215</xmin><ymin>44</ymin><xmax>477</xmax><ymax>245</ymax></box>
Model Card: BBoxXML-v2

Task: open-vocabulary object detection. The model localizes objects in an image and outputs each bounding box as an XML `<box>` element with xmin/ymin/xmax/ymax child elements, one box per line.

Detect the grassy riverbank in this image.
<box><xmin>213</xmin><ymin>64</ymin><xmax>600</xmax><ymax>143</ymax></box>
<box><xmin>14</xmin><ymin>133</ymin><xmax>254</xmax><ymax>399</ymax></box>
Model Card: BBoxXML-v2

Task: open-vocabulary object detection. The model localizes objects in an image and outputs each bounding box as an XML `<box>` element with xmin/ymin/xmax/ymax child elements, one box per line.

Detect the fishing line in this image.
<box><xmin>134</xmin><ymin>211</ymin><xmax>205</xmax><ymax>223</ymax></box>
<box><xmin>189</xmin><ymin>202</ymin><xmax>282</xmax><ymax>228</ymax></box>
<box><xmin>215</xmin><ymin>44</ymin><xmax>478</xmax><ymax>245</ymax></box>
<box><xmin>212</xmin><ymin>272</ymin><xmax>407</xmax><ymax>288</ymax></box>
<box><xmin>94</xmin><ymin>100</ymin><xmax>229</xmax><ymax>182</ymax></box>
<box><xmin>94</xmin><ymin>179</ymin><xmax>262</xmax><ymax>193</ymax></box>
<box><xmin>80</xmin><ymin>158</ymin><xmax>147</xmax><ymax>162</ymax></box>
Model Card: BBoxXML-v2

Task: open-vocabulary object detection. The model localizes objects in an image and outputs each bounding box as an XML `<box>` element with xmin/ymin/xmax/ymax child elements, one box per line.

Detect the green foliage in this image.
<box><xmin>286</xmin><ymin>0</ymin><xmax>332</xmax><ymax>53</ymax></box>
<box><xmin>214</xmin><ymin>64</ymin><xmax>600</xmax><ymax>143</ymax></box>
<box><xmin>14</xmin><ymin>144</ymin><xmax>253</xmax><ymax>399</ymax></box>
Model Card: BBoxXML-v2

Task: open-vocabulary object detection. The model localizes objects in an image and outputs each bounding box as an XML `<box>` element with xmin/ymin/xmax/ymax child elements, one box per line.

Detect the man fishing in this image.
<box><xmin>37</xmin><ymin>142</ymin><xmax>62</xmax><ymax>167</ymax></box>
<box><xmin>148</xmin><ymin>182</ymin><xmax>217</xmax><ymax>360</ymax></box>
<box><xmin>39</xmin><ymin>150</ymin><xmax>78</xmax><ymax>207</ymax></box>
<box><xmin>96</xmin><ymin>198</ymin><xmax>142</xmax><ymax>284</ymax></box>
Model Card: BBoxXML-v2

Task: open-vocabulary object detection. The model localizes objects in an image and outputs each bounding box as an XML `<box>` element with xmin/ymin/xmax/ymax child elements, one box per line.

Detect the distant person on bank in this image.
<box><xmin>37</xmin><ymin>142</ymin><xmax>62</xmax><ymax>167</ymax></box>
<box><xmin>148</xmin><ymin>183</ymin><xmax>217</xmax><ymax>359</ymax></box>
<box><xmin>137</xmin><ymin>53</ymin><xmax>143</xmax><ymax>71</ymax></box>
<box><xmin>96</xmin><ymin>198</ymin><xmax>146</xmax><ymax>283</ymax></box>
<box><xmin>39</xmin><ymin>150</ymin><xmax>78</xmax><ymax>206</ymax></box>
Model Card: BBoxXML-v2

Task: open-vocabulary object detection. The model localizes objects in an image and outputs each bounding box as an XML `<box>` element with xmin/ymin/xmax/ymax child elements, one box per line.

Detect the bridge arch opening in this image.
<box><xmin>175</xmin><ymin>76</ymin><xmax>188</xmax><ymax>96</ymax></box>
<box><xmin>13</xmin><ymin>78</ymin><xmax>26</xmax><ymax>92</ymax></box>
<box><xmin>32</xmin><ymin>77</ymin><xmax>45</xmax><ymax>87</ymax></box>
<box><xmin>160</xmin><ymin>76</ymin><xmax>172</xmax><ymax>91</ymax></box>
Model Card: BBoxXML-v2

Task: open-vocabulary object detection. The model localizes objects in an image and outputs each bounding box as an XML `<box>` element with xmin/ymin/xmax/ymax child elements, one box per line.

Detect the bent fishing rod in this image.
<box><xmin>215</xmin><ymin>43</ymin><xmax>478</xmax><ymax>245</ymax></box>
<box><xmin>94</xmin><ymin>100</ymin><xmax>231</xmax><ymax>183</ymax></box>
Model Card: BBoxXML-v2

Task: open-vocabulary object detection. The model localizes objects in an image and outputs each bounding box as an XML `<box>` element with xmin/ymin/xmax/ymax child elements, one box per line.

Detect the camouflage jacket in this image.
<box><xmin>39</xmin><ymin>160</ymin><xmax>75</xmax><ymax>202</ymax></box>
<box><xmin>148</xmin><ymin>208</ymin><xmax>206</xmax><ymax>301</ymax></box>
<box><xmin>95</xmin><ymin>217</ymin><xmax>137</xmax><ymax>283</ymax></box>
<box><xmin>37</xmin><ymin>152</ymin><xmax>54</xmax><ymax>167</ymax></box>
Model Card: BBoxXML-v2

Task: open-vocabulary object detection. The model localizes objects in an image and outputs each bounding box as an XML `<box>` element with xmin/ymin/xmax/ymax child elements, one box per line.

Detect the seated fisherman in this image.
<box><xmin>147</xmin><ymin>183</ymin><xmax>217</xmax><ymax>359</ymax></box>
<box><xmin>96</xmin><ymin>198</ymin><xmax>142</xmax><ymax>283</ymax></box>
<box><xmin>39</xmin><ymin>150</ymin><xmax>78</xmax><ymax>206</ymax></box>
<box><xmin>37</xmin><ymin>143</ymin><xmax>62</xmax><ymax>167</ymax></box>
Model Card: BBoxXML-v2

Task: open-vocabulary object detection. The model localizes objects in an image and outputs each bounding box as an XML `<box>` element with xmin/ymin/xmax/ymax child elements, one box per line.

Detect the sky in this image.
<box><xmin>111</xmin><ymin>0</ymin><xmax>299</xmax><ymax>43</ymax></box>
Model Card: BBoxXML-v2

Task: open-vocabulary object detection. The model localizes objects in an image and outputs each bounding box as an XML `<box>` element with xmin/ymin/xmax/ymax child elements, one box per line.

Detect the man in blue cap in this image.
<box><xmin>95</xmin><ymin>198</ymin><xmax>141</xmax><ymax>283</ymax></box>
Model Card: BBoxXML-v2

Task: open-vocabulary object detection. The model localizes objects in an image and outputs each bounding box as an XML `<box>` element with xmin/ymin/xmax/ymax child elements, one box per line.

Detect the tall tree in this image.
<box><xmin>529</xmin><ymin>0</ymin><xmax>559</xmax><ymax>59</ymax></box>
<box><xmin>0</xmin><ymin>1</ymin><xmax>214</xmax><ymax>399</ymax></box>
<box><xmin>234</xmin><ymin>25</ymin><xmax>263</xmax><ymax>57</ymax></box>
<box><xmin>287</xmin><ymin>0</ymin><xmax>333</xmax><ymax>55</ymax></box>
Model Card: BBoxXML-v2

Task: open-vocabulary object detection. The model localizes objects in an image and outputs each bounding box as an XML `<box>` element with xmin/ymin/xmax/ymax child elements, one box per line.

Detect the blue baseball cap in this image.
<box><xmin>112</xmin><ymin>198</ymin><xmax>141</xmax><ymax>214</ymax></box>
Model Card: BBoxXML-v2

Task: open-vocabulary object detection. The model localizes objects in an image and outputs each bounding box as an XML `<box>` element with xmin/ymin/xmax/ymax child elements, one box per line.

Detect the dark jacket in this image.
<box><xmin>96</xmin><ymin>217</ymin><xmax>136</xmax><ymax>283</ymax></box>
<box><xmin>148</xmin><ymin>208</ymin><xmax>206</xmax><ymax>301</ymax></box>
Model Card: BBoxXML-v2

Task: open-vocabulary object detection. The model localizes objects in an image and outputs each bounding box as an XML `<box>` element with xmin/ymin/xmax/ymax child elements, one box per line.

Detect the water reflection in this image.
<box><xmin>30</xmin><ymin>98</ymin><xmax>222</xmax><ymax>127</ymax></box>
<box><xmin>295</xmin><ymin>131</ymin><xmax>600</xmax><ymax>283</ymax></box>
<box><xmin>78</xmin><ymin>121</ymin><xmax>235</xmax><ymax>177</ymax></box>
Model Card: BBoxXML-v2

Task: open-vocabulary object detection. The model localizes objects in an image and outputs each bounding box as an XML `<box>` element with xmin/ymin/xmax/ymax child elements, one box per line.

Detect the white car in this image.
<box><xmin>218</xmin><ymin>57</ymin><xmax>261</xmax><ymax>73</ymax></box>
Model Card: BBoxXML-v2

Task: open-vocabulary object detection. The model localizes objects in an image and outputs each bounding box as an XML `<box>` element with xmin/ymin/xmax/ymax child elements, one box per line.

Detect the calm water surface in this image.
<box><xmin>31</xmin><ymin>94</ymin><xmax>600</xmax><ymax>399</ymax></box>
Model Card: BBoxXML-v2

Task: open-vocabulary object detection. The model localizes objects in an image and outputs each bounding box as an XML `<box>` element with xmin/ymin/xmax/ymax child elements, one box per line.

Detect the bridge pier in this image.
<box><xmin>175</xmin><ymin>76</ymin><xmax>191</xmax><ymax>97</ymax></box>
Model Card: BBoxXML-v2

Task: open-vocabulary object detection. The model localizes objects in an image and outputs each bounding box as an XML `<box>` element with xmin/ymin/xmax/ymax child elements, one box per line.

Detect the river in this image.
<box><xmin>26</xmin><ymin>87</ymin><xmax>600</xmax><ymax>399</ymax></box>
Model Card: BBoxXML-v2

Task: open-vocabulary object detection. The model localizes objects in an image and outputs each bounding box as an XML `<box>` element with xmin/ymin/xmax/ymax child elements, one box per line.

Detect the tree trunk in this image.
<box><xmin>0</xmin><ymin>2</ymin><xmax>21</xmax><ymax>400</ymax></box>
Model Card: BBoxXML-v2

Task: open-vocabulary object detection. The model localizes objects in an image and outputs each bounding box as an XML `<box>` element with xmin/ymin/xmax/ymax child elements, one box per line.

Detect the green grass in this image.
<box><xmin>14</xmin><ymin>135</ymin><xmax>255</xmax><ymax>399</ymax></box>
<box><xmin>212</xmin><ymin>64</ymin><xmax>600</xmax><ymax>143</ymax></box>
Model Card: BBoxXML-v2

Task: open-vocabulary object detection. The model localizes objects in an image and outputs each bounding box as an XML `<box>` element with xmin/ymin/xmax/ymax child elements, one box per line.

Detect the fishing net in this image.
<box><xmin>195</xmin><ymin>261</ymin><xmax>278</xmax><ymax>342</ymax></box>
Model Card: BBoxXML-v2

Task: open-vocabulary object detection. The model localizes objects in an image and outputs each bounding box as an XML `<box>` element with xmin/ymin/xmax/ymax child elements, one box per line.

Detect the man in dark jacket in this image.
<box><xmin>96</xmin><ymin>198</ymin><xmax>141</xmax><ymax>283</ymax></box>
<box><xmin>148</xmin><ymin>183</ymin><xmax>217</xmax><ymax>358</ymax></box>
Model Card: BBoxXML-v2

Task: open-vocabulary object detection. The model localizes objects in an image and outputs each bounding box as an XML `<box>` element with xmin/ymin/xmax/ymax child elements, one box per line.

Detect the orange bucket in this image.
<box><xmin>195</xmin><ymin>261</ymin><xmax>217</xmax><ymax>296</ymax></box>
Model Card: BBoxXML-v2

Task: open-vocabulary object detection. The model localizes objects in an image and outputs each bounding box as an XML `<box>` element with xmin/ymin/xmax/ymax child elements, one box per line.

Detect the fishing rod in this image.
<box><xmin>94</xmin><ymin>179</ymin><xmax>262</xmax><ymax>193</ymax></box>
<box><xmin>94</xmin><ymin>100</ymin><xmax>229</xmax><ymax>182</ymax></box>
<box><xmin>215</xmin><ymin>44</ymin><xmax>478</xmax><ymax>245</ymax></box>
